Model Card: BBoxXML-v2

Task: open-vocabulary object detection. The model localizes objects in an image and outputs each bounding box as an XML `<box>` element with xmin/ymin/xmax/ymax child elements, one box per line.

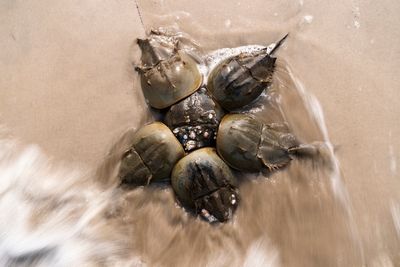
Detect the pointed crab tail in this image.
<box><xmin>268</xmin><ymin>33</ymin><xmax>289</xmax><ymax>55</ymax></box>
<box><xmin>288</xmin><ymin>142</ymin><xmax>333</xmax><ymax>161</ymax></box>
<box><xmin>288</xmin><ymin>143</ymin><xmax>320</xmax><ymax>158</ymax></box>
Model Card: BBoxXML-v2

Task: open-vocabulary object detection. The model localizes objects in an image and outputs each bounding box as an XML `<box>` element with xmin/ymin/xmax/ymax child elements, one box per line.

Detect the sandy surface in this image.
<box><xmin>1</xmin><ymin>0</ymin><xmax>399</xmax><ymax>266</ymax></box>
<box><xmin>0</xmin><ymin>0</ymin><xmax>149</xmax><ymax>167</ymax></box>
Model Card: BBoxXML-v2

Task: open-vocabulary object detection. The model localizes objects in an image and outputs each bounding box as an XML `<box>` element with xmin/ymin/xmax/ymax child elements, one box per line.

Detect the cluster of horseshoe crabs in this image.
<box><xmin>119</xmin><ymin>29</ymin><xmax>312</xmax><ymax>223</ymax></box>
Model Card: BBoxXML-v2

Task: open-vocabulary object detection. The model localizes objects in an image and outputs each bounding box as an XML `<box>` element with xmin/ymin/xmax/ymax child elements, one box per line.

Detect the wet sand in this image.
<box><xmin>0</xmin><ymin>0</ymin><xmax>399</xmax><ymax>266</ymax></box>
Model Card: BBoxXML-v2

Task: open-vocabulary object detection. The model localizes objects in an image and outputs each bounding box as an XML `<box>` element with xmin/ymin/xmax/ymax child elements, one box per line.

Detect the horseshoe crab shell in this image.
<box><xmin>118</xmin><ymin>122</ymin><xmax>185</xmax><ymax>186</ymax></box>
<box><xmin>136</xmin><ymin>30</ymin><xmax>203</xmax><ymax>109</ymax></box>
<box><xmin>171</xmin><ymin>148</ymin><xmax>239</xmax><ymax>223</ymax></box>
<box><xmin>206</xmin><ymin>35</ymin><xmax>288</xmax><ymax>111</ymax></box>
<box><xmin>217</xmin><ymin>114</ymin><xmax>299</xmax><ymax>172</ymax></box>
<box><xmin>164</xmin><ymin>88</ymin><xmax>224</xmax><ymax>151</ymax></box>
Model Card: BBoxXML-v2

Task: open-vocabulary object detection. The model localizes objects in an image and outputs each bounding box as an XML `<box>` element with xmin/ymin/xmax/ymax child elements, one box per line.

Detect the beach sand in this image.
<box><xmin>0</xmin><ymin>0</ymin><xmax>399</xmax><ymax>266</ymax></box>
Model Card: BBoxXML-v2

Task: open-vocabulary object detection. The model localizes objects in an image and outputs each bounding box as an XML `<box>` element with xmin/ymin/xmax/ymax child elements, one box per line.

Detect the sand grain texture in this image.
<box><xmin>0</xmin><ymin>0</ymin><xmax>399</xmax><ymax>266</ymax></box>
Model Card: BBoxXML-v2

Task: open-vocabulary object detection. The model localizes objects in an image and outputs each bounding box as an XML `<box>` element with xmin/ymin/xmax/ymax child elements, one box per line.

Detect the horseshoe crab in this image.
<box><xmin>136</xmin><ymin>29</ymin><xmax>202</xmax><ymax>109</ymax></box>
<box><xmin>164</xmin><ymin>87</ymin><xmax>224</xmax><ymax>152</ymax></box>
<box><xmin>118</xmin><ymin>29</ymin><xmax>317</xmax><ymax>223</ymax></box>
<box><xmin>207</xmin><ymin>34</ymin><xmax>288</xmax><ymax>111</ymax></box>
<box><xmin>171</xmin><ymin>148</ymin><xmax>239</xmax><ymax>223</ymax></box>
<box><xmin>217</xmin><ymin>113</ymin><xmax>299</xmax><ymax>172</ymax></box>
<box><xmin>118</xmin><ymin>122</ymin><xmax>185</xmax><ymax>186</ymax></box>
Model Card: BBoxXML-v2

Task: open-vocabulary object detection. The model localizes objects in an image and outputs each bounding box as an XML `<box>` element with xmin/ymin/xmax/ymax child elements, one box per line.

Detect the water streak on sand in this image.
<box><xmin>1</xmin><ymin>0</ymin><xmax>400</xmax><ymax>266</ymax></box>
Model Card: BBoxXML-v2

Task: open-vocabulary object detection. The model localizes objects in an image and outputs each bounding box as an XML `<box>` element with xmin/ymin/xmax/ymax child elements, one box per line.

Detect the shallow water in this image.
<box><xmin>0</xmin><ymin>0</ymin><xmax>399</xmax><ymax>266</ymax></box>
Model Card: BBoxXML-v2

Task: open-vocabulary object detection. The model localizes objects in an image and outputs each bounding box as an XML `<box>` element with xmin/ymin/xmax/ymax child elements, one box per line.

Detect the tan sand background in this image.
<box><xmin>1</xmin><ymin>0</ymin><xmax>399</xmax><ymax>266</ymax></box>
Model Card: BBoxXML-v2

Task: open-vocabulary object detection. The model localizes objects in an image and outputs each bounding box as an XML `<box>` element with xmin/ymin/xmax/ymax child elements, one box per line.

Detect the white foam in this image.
<box><xmin>391</xmin><ymin>201</ymin><xmax>400</xmax><ymax>238</ymax></box>
<box><xmin>303</xmin><ymin>15</ymin><xmax>314</xmax><ymax>24</ymax></box>
<box><xmin>284</xmin><ymin>67</ymin><xmax>366</xmax><ymax>264</ymax></box>
<box><xmin>0</xmin><ymin>138</ymin><xmax>143</xmax><ymax>266</ymax></box>
<box><xmin>243</xmin><ymin>239</ymin><xmax>281</xmax><ymax>267</ymax></box>
<box><xmin>200</xmin><ymin>42</ymin><xmax>280</xmax><ymax>83</ymax></box>
<box><xmin>389</xmin><ymin>145</ymin><xmax>397</xmax><ymax>176</ymax></box>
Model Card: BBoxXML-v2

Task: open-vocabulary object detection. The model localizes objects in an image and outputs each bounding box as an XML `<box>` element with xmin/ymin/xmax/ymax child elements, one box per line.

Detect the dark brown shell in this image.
<box><xmin>164</xmin><ymin>88</ymin><xmax>224</xmax><ymax>151</ymax></box>
<box><xmin>118</xmin><ymin>148</ymin><xmax>152</xmax><ymax>186</ymax></box>
<box><xmin>136</xmin><ymin>31</ymin><xmax>202</xmax><ymax>109</ymax></box>
<box><xmin>171</xmin><ymin>148</ymin><xmax>239</xmax><ymax>223</ymax></box>
<box><xmin>118</xmin><ymin>122</ymin><xmax>185</xmax><ymax>185</ymax></box>
<box><xmin>217</xmin><ymin>114</ymin><xmax>299</xmax><ymax>172</ymax></box>
<box><xmin>217</xmin><ymin>114</ymin><xmax>263</xmax><ymax>171</ymax></box>
<box><xmin>207</xmin><ymin>51</ymin><xmax>276</xmax><ymax>111</ymax></box>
